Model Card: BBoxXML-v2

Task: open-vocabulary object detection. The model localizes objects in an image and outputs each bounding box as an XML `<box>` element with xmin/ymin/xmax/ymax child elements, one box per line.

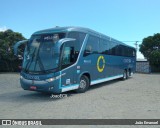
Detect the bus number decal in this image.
<box><xmin>97</xmin><ymin>56</ymin><xmax>105</xmax><ymax>72</ymax></box>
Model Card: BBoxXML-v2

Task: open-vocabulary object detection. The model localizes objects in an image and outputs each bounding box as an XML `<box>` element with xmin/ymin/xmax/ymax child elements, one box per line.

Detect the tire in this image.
<box><xmin>126</xmin><ymin>69</ymin><xmax>129</xmax><ymax>79</ymax></box>
<box><xmin>128</xmin><ymin>69</ymin><xmax>132</xmax><ymax>77</ymax></box>
<box><xmin>122</xmin><ymin>70</ymin><xmax>127</xmax><ymax>80</ymax></box>
<box><xmin>76</xmin><ymin>75</ymin><xmax>89</xmax><ymax>93</ymax></box>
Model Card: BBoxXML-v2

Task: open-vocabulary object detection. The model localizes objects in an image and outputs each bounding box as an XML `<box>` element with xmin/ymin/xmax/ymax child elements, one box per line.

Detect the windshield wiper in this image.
<box><xmin>35</xmin><ymin>55</ymin><xmax>46</xmax><ymax>73</ymax></box>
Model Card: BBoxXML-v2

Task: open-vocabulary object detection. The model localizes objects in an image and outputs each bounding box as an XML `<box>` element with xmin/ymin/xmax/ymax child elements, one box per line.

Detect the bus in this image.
<box><xmin>14</xmin><ymin>27</ymin><xmax>136</xmax><ymax>93</ymax></box>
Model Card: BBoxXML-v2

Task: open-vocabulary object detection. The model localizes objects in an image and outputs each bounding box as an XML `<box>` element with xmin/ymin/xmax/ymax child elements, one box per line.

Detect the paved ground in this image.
<box><xmin>0</xmin><ymin>73</ymin><xmax>160</xmax><ymax>128</ymax></box>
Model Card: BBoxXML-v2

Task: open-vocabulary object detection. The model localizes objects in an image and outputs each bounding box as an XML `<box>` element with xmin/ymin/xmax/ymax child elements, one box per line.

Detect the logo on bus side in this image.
<box><xmin>97</xmin><ymin>56</ymin><xmax>105</xmax><ymax>72</ymax></box>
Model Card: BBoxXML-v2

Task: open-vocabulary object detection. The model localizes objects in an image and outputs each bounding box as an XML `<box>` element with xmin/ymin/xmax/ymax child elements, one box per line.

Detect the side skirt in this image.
<box><xmin>61</xmin><ymin>74</ymin><xmax>123</xmax><ymax>92</ymax></box>
<box><xmin>91</xmin><ymin>74</ymin><xmax>123</xmax><ymax>85</ymax></box>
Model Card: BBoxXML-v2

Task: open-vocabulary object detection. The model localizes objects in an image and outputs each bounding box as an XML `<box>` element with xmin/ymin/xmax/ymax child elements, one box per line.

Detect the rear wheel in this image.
<box><xmin>128</xmin><ymin>69</ymin><xmax>132</xmax><ymax>77</ymax></box>
<box><xmin>126</xmin><ymin>69</ymin><xmax>129</xmax><ymax>79</ymax></box>
<box><xmin>76</xmin><ymin>75</ymin><xmax>89</xmax><ymax>93</ymax></box>
<box><xmin>122</xmin><ymin>70</ymin><xmax>127</xmax><ymax>80</ymax></box>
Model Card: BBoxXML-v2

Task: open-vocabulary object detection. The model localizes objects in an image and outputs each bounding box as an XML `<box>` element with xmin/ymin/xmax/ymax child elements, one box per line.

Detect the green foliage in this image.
<box><xmin>149</xmin><ymin>50</ymin><xmax>160</xmax><ymax>66</ymax></box>
<box><xmin>0</xmin><ymin>29</ymin><xmax>26</xmax><ymax>71</ymax></box>
<box><xmin>139</xmin><ymin>33</ymin><xmax>160</xmax><ymax>67</ymax></box>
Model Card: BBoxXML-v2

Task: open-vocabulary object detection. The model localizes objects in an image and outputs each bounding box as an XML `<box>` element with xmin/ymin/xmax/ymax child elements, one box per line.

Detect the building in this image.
<box><xmin>136</xmin><ymin>58</ymin><xmax>150</xmax><ymax>73</ymax></box>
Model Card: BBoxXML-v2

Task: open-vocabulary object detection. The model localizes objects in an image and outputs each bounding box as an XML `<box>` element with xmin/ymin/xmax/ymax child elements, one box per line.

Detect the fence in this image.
<box><xmin>136</xmin><ymin>61</ymin><xmax>150</xmax><ymax>73</ymax></box>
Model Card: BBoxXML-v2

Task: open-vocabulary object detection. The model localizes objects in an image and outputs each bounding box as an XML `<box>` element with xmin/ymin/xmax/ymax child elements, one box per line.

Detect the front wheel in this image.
<box><xmin>76</xmin><ymin>75</ymin><xmax>89</xmax><ymax>93</ymax></box>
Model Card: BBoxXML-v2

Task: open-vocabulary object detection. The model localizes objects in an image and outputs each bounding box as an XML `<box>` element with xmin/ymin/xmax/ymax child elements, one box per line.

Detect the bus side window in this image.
<box><xmin>67</xmin><ymin>32</ymin><xmax>86</xmax><ymax>59</ymax></box>
<box><xmin>99</xmin><ymin>39</ymin><xmax>109</xmax><ymax>54</ymax></box>
<box><xmin>84</xmin><ymin>35</ymin><xmax>99</xmax><ymax>56</ymax></box>
<box><xmin>62</xmin><ymin>47</ymin><xmax>71</xmax><ymax>65</ymax></box>
<box><xmin>61</xmin><ymin>42</ymin><xmax>76</xmax><ymax>69</ymax></box>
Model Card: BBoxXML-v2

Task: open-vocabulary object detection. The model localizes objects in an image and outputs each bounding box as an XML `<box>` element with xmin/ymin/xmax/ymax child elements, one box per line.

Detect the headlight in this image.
<box><xmin>46</xmin><ymin>77</ymin><xmax>55</xmax><ymax>82</ymax></box>
<box><xmin>20</xmin><ymin>75</ymin><xmax>24</xmax><ymax>79</ymax></box>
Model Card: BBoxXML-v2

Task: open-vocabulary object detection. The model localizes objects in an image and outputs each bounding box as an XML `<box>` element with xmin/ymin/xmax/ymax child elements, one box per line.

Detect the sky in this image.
<box><xmin>1</xmin><ymin>0</ymin><xmax>160</xmax><ymax>59</ymax></box>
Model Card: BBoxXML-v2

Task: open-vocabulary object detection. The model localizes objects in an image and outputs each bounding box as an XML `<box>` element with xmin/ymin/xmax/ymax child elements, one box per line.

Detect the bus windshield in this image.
<box><xmin>22</xmin><ymin>33</ymin><xmax>65</xmax><ymax>74</ymax></box>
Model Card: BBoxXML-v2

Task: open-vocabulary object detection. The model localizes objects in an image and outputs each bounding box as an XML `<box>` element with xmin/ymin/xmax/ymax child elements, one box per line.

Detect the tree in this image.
<box><xmin>139</xmin><ymin>33</ymin><xmax>160</xmax><ymax>71</ymax></box>
<box><xmin>0</xmin><ymin>29</ymin><xmax>26</xmax><ymax>71</ymax></box>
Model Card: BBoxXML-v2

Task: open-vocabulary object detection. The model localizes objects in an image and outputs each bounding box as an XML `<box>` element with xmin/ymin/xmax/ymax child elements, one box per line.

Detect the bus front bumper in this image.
<box><xmin>20</xmin><ymin>77</ymin><xmax>61</xmax><ymax>93</ymax></box>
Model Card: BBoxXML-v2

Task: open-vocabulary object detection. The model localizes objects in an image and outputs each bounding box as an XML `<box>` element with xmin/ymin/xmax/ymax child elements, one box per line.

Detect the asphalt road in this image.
<box><xmin>0</xmin><ymin>73</ymin><xmax>160</xmax><ymax>128</ymax></box>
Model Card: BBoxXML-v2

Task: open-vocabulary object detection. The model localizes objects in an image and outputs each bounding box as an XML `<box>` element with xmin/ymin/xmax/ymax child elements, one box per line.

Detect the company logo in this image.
<box><xmin>25</xmin><ymin>74</ymin><xmax>40</xmax><ymax>80</ymax></box>
<box><xmin>97</xmin><ymin>56</ymin><xmax>105</xmax><ymax>72</ymax></box>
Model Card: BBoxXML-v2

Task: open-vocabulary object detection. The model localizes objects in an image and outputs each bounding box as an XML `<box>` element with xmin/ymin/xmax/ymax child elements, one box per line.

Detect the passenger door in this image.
<box><xmin>60</xmin><ymin>32</ymin><xmax>86</xmax><ymax>88</ymax></box>
<box><xmin>60</xmin><ymin>40</ymin><xmax>77</xmax><ymax>87</ymax></box>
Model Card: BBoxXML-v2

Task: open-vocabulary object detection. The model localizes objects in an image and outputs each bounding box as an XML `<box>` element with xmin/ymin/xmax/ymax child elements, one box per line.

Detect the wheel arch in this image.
<box><xmin>79</xmin><ymin>72</ymin><xmax>91</xmax><ymax>85</ymax></box>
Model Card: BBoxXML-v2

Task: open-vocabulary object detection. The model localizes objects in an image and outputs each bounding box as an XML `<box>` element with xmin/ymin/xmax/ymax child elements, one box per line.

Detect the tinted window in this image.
<box><xmin>132</xmin><ymin>49</ymin><xmax>136</xmax><ymax>57</ymax></box>
<box><xmin>99</xmin><ymin>39</ymin><xmax>109</xmax><ymax>54</ymax></box>
<box><xmin>61</xmin><ymin>41</ymin><xmax>75</xmax><ymax>69</ymax></box>
<box><xmin>108</xmin><ymin>41</ymin><xmax>117</xmax><ymax>55</ymax></box>
<box><xmin>129</xmin><ymin>48</ymin><xmax>136</xmax><ymax>57</ymax></box>
<box><xmin>99</xmin><ymin>40</ymin><xmax>135</xmax><ymax>57</ymax></box>
<box><xmin>84</xmin><ymin>35</ymin><xmax>99</xmax><ymax>56</ymax></box>
<box><xmin>67</xmin><ymin>32</ymin><xmax>86</xmax><ymax>53</ymax></box>
<box><xmin>61</xmin><ymin>32</ymin><xmax>86</xmax><ymax>69</ymax></box>
<box><xmin>120</xmin><ymin>46</ymin><xmax>136</xmax><ymax>57</ymax></box>
<box><xmin>116</xmin><ymin>45</ymin><xmax>123</xmax><ymax>56</ymax></box>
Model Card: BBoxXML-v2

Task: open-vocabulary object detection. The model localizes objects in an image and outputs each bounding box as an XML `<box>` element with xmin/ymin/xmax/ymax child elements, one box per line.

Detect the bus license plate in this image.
<box><xmin>30</xmin><ymin>86</ymin><xmax>37</xmax><ymax>90</ymax></box>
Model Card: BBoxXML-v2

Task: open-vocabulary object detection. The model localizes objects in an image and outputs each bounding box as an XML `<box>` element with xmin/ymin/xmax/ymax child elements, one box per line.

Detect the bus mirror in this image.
<box><xmin>14</xmin><ymin>40</ymin><xmax>28</xmax><ymax>56</ymax></box>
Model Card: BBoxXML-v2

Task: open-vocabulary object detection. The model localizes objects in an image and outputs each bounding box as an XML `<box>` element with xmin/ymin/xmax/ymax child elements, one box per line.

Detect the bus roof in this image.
<box><xmin>33</xmin><ymin>26</ymin><xmax>135</xmax><ymax>49</ymax></box>
<box><xmin>33</xmin><ymin>26</ymin><xmax>104</xmax><ymax>35</ymax></box>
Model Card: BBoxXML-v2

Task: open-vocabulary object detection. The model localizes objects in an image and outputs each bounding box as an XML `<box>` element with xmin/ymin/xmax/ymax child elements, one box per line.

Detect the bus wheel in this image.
<box><xmin>126</xmin><ymin>69</ymin><xmax>129</xmax><ymax>79</ymax></box>
<box><xmin>128</xmin><ymin>69</ymin><xmax>132</xmax><ymax>77</ymax></box>
<box><xmin>76</xmin><ymin>75</ymin><xmax>89</xmax><ymax>93</ymax></box>
<box><xmin>122</xmin><ymin>70</ymin><xmax>127</xmax><ymax>80</ymax></box>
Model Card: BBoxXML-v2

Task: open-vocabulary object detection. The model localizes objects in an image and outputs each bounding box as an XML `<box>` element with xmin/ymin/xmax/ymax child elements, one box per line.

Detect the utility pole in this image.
<box><xmin>134</xmin><ymin>41</ymin><xmax>138</xmax><ymax>51</ymax></box>
<box><xmin>122</xmin><ymin>40</ymin><xmax>141</xmax><ymax>51</ymax></box>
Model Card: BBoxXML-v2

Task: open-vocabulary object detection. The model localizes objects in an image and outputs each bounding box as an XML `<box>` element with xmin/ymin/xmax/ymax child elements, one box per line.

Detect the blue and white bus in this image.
<box><xmin>14</xmin><ymin>27</ymin><xmax>136</xmax><ymax>93</ymax></box>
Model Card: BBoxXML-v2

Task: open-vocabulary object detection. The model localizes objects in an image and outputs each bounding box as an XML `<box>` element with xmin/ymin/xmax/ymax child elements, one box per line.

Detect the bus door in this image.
<box><xmin>59</xmin><ymin>32</ymin><xmax>86</xmax><ymax>91</ymax></box>
<box><xmin>60</xmin><ymin>39</ymin><xmax>78</xmax><ymax>90</ymax></box>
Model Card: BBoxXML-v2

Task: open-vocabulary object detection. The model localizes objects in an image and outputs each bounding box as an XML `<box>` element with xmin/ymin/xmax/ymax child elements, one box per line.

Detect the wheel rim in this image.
<box><xmin>79</xmin><ymin>79</ymin><xmax>86</xmax><ymax>89</ymax></box>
